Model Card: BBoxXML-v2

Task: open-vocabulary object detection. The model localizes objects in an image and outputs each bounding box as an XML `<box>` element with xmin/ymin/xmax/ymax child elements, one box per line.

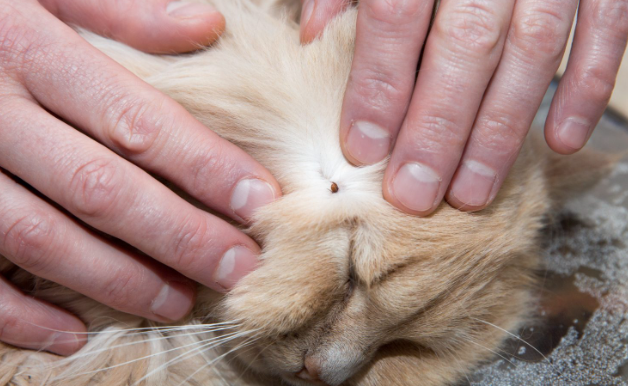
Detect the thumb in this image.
<box><xmin>300</xmin><ymin>0</ymin><xmax>351</xmax><ymax>43</ymax></box>
<box><xmin>39</xmin><ymin>0</ymin><xmax>225</xmax><ymax>53</ymax></box>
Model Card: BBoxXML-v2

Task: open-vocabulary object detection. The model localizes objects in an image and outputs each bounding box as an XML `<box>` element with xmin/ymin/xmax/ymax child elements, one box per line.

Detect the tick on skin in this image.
<box><xmin>331</xmin><ymin>182</ymin><xmax>339</xmax><ymax>193</ymax></box>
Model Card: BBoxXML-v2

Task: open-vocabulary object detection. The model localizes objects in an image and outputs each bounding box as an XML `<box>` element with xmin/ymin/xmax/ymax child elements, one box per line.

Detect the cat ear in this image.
<box><xmin>80</xmin><ymin>29</ymin><xmax>174</xmax><ymax>79</ymax></box>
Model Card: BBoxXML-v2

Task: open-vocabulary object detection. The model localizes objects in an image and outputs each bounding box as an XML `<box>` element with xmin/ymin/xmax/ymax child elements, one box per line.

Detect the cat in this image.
<box><xmin>0</xmin><ymin>1</ymin><xmax>609</xmax><ymax>385</ymax></box>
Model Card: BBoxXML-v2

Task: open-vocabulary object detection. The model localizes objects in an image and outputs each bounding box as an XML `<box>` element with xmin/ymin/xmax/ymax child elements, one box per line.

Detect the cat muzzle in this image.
<box><xmin>295</xmin><ymin>355</ymin><xmax>331</xmax><ymax>385</ymax></box>
<box><xmin>293</xmin><ymin>343</ymin><xmax>368</xmax><ymax>386</ymax></box>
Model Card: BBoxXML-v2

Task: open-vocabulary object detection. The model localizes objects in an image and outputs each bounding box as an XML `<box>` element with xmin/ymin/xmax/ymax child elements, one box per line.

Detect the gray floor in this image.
<box><xmin>465</xmin><ymin>81</ymin><xmax>628</xmax><ymax>386</ymax></box>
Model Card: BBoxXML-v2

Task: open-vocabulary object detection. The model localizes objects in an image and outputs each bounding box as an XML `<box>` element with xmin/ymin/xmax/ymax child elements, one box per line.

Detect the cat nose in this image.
<box><xmin>296</xmin><ymin>356</ymin><xmax>329</xmax><ymax>385</ymax></box>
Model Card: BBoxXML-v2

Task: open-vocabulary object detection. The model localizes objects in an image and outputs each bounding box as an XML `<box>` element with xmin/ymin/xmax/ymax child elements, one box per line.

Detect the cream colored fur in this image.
<box><xmin>0</xmin><ymin>1</ymin><xmax>601</xmax><ymax>385</ymax></box>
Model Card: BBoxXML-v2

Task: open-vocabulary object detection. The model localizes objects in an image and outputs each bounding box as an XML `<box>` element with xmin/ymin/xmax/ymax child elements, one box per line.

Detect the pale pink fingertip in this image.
<box><xmin>151</xmin><ymin>281</ymin><xmax>195</xmax><ymax>322</ymax></box>
<box><xmin>449</xmin><ymin>160</ymin><xmax>498</xmax><ymax>209</ymax></box>
<box><xmin>230</xmin><ymin>178</ymin><xmax>278</xmax><ymax>222</ymax></box>
<box><xmin>213</xmin><ymin>246</ymin><xmax>259</xmax><ymax>291</ymax></box>
<box><xmin>391</xmin><ymin>162</ymin><xmax>442</xmax><ymax>213</ymax></box>
<box><xmin>556</xmin><ymin>117</ymin><xmax>592</xmax><ymax>152</ymax></box>
<box><xmin>345</xmin><ymin>121</ymin><xmax>391</xmax><ymax>165</ymax></box>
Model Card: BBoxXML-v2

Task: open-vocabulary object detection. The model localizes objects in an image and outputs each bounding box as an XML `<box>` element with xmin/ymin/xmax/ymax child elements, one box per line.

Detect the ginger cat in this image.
<box><xmin>0</xmin><ymin>1</ymin><xmax>605</xmax><ymax>385</ymax></box>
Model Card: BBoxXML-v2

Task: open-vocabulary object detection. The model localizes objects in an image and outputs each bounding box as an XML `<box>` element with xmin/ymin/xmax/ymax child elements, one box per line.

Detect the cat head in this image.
<box><xmin>220</xmin><ymin>159</ymin><xmax>547</xmax><ymax>386</ymax></box>
<box><xmin>87</xmin><ymin>3</ymin><xmax>553</xmax><ymax>385</ymax></box>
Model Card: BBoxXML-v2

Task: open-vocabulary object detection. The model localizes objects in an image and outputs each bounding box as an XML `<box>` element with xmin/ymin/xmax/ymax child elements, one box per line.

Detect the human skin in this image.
<box><xmin>300</xmin><ymin>0</ymin><xmax>628</xmax><ymax>215</ymax></box>
<box><xmin>0</xmin><ymin>0</ymin><xmax>281</xmax><ymax>356</ymax></box>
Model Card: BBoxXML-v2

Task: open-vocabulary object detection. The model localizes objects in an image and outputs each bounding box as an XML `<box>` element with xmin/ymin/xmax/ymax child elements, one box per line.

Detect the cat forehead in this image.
<box><xmin>253</xmin><ymin>185</ymin><xmax>481</xmax><ymax>288</ymax></box>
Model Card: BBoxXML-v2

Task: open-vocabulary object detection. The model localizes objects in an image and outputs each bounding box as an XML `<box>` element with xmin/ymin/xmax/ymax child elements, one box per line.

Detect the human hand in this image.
<box><xmin>0</xmin><ymin>0</ymin><xmax>281</xmax><ymax>356</ymax></box>
<box><xmin>301</xmin><ymin>0</ymin><xmax>628</xmax><ymax>214</ymax></box>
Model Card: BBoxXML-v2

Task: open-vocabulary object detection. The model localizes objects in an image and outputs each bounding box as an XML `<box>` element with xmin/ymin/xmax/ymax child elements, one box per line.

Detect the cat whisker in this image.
<box><xmin>134</xmin><ymin>329</ymin><xmax>261</xmax><ymax>386</ymax></box>
<box><xmin>21</xmin><ymin>320</ymin><xmax>243</xmax><ymax>338</ymax></box>
<box><xmin>173</xmin><ymin>337</ymin><xmax>260</xmax><ymax>386</ymax></box>
<box><xmin>57</xmin><ymin>326</ymin><xmax>240</xmax><ymax>362</ymax></box>
<box><xmin>194</xmin><ymin>330</ymin><xmax>263</xmax><ymax>371</ymax></box>
<box><xmin>237</xmin><ymin>337</ymin><xmax>274</xmax><ymax>379</ymax></box>
<box><xmin>209</xmin><ymin>359</ymin><xmax>232</xmax><ymax>386</ymax></box>
<box><xmin>18</xmin><ymin>324</ymin><xmax>243</xmax><ymax>376</ymax></box>
<box><xmin>53</xmin><ymin>330</ymin><xmax>251</xmax><ymax>380</ymax></box>
<box><xmin>463</xmin><ymin>338</ymin><xmax>516</xmax><ymax>366</ymax></box>
<box><xmin>132</xmin><ymin>339</ymin><xmax>229</xmax><ymax>386</ymax></box>
<box><xmin>470</xmin><ymin>317</ymin><xmax>549</xmax><ymax>362</ymax></box>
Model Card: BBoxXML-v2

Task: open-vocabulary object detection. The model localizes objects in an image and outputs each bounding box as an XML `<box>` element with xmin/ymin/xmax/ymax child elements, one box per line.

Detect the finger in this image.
<box><xmin>39</xmin><ymin>0</ymin><xmax>225</xmax><ymax>54</ymax></box>
<box><xmin>0</xmin><ymin>171</ymin><xmax>195</xmax><ymax>322</ymax></box>
<box><xmin>300</xmin><ymin>0</ymin><xmax>352</xmax><ymax>43</ymax></box>
<box><xmin>446</xmin><ymin>0</ymin><xmax>578</xmax><ymax>211</ymax></box>
<box><xmin>545</xmin><ymin>0</ymin><xmax>628</xmax><ymax>154</ymax></box>
<box><xmin>0</xmin><ymin>275</ymin><xmax>86</xmax><ymax>356</ymax></box>
<box><xmin>383</xmin><ymin>0</ymin><xmax>515</xmax><ymax>215</ymax></box>
<box><xmin>13</xmin><ymin>5</ymin><xmax>280</xmax><ymax>224</ymax></box>
<box><xmin>0</xmin><ymin>98</ymin><xmax>259</xmax><ymax>293</ymax></box>
<box><xmin>339</xmin><ymin>0</ymin><xmax>433</xmax><ymax>166</ymax></box>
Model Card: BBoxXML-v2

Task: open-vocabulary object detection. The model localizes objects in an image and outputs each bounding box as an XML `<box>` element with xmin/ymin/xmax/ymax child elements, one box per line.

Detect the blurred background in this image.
<box><xmin>611</xmin><ymin>50</ymin><xmax>628</xmax><ymax>116</ymax></box>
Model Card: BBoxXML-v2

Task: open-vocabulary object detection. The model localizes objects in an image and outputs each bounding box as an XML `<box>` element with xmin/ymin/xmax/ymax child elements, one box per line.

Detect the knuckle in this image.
<box><xmin>591</xmin><ymin>0</ymin><xmax>628</xmax><ymax>37</ymax></box>
<box><xmin>474</xmin><ymin>115</ymin><xmax>525</xmax><ymax>155</ymax></box>
<box><xmin>510</xmin><ymin>8</ymin><xmax>568</xmax><ymax>58</ymax></box>
<box><xmin>436</xmin><ymin>1</ymin><xmax>503</xmax><ymax>54</ymax></box>
<box><xmin>170</xmin><ymin>215</ymin><xmax>212</xmax><ymax>273</ymax></box>
<box><xmin>2</xmin><ymin>212</ymin><xmax>57</xmax><ymax>272</ymax></box>
<box><xmin>351</xmin><ymin>71</ymin><xmax>408</xmax><ymax>112</ymax></box>
<box><xmin>410</xmin><ymin>114</ymin><xmax>466</xmax><ymax>153</ymax></box>
<box><xmin>68</xmin><ymin>158</ymin><xmax>122</xmax><ymax>218</ymax></box>
<box><xmin>571</xmin><ymin>66</ymin><xmax>615</xmax><ymax>104</ymax></box>
<box><xmin>365</xmin><ymin>0</ymin><xmax>423</xmax><ymax>25</ymax></box>
<box><xmin>106</xmin><ymin>96</ymin><xmax>163</xmax><ymax>157</ymax></box>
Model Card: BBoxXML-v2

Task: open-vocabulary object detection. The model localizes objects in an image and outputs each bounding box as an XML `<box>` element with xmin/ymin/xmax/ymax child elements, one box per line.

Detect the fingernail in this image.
<box><xmin>301</xmin><ymin>0</ymin><xmax>315</xmax><ymax>28</ymax></box>
<box><xmin>167</xmin><ymin>1</ymin><xmax>217</xmax><ymax>19</ymax></box>
<box><xmin>449</xmin><ymin>160</ymin><xmax>497</xmax><ymax>208</ymax></box>
<box><xmin>151</xmin><ymin>281</ymin><xmax>194</xmax><ymax>321</ymax></box>
<box><xmin>47</xmin><ymin>331</ymin><xmax>85</xmax><ymax>356</ymax></box>
<box><xmin>214</xmin><ymin>246</ymin><xmax>259</xmax><ymax>290</ymax></box>
<box><xmin>345</xmin><ymin>121</ymin><xmax>391</xmax><ymax>165</ymax></box>
<box><xmin>557</xmin><ymin>117</ymin><xmax>591</xmax><ymax>151</ymax></box>
<box><xmin>392</xmin><ymin>162</ymin><xmax>441</xmax><ymax>213</ymax></box>
<box><xmin>230</xmin><ymin>178</ymin><xmax>277</xmax><ymax>221</ymax></box>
